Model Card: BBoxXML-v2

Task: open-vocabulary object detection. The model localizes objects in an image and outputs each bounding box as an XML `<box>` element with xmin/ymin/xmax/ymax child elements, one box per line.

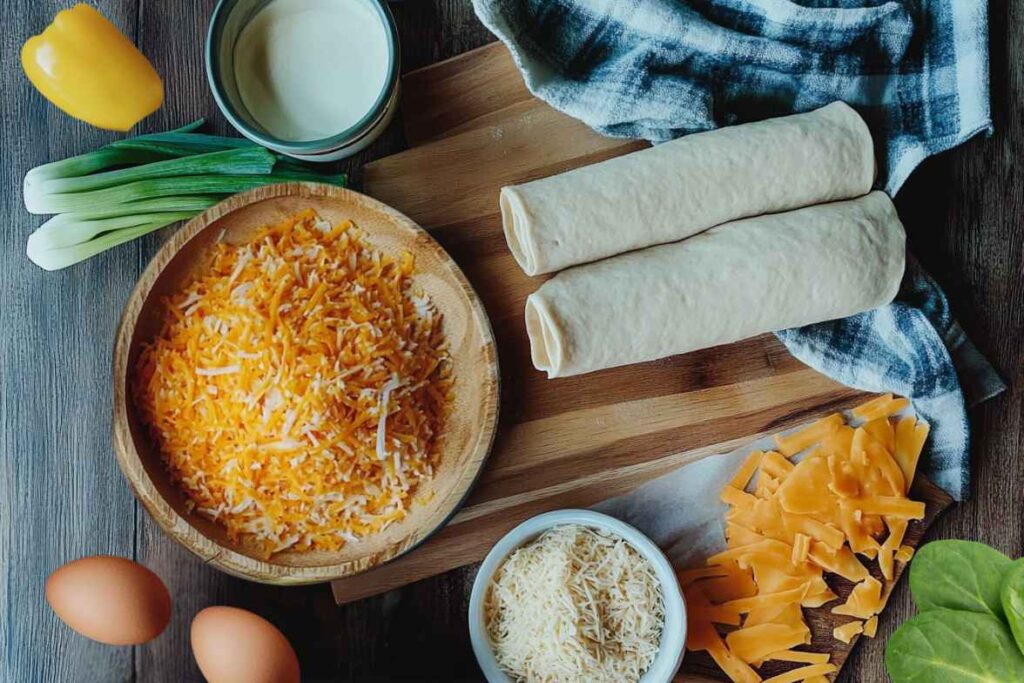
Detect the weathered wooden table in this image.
<box><xmin>2</xmin><ymin>1</ymin><xmax>1021</xmax><ymax>681</ymax></box>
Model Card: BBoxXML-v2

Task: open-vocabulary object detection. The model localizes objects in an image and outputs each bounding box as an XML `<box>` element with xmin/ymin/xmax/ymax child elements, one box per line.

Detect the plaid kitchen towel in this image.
<box><xmin>473</xmin><ymin>0</ymin><xmax>1004</xmax><ymax>499</ymax></box>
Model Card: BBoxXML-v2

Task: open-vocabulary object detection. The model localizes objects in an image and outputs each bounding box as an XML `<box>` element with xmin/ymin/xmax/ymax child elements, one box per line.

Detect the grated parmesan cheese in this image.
<box><xmin>485</xmin><ymin>524</ymin><xmax>664</xmax><ymax>683</ymax></box>
<box><xmin>132</xmin><ymin>209</ymin><xmax>452</xmax><ymax>556</ymax></box>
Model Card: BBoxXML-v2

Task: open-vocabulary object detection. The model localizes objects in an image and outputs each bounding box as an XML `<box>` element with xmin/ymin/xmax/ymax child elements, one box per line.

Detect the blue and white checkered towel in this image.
<box><xmin>473</xmin><ymin>0</ymin><xmax>1004</xmax><ymax>499</ymax></box>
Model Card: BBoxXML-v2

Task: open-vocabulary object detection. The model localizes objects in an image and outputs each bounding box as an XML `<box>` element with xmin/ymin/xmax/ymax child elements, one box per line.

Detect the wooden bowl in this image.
<box><xmin>113</xmin><ymin>183</ymin><xmax>499</xmax><ymax>584</ymax></box>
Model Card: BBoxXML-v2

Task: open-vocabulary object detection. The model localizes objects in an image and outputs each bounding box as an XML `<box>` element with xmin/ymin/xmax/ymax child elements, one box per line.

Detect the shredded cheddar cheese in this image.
<box><xmin>133</xmin><ymin>210</ymin><xmax>452</xmax><ymax>555</ymax></box>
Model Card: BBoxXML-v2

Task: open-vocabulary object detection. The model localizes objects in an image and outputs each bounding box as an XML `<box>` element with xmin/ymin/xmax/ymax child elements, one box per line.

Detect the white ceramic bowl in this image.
<box><xmin>206</xmin><ymin>0</ymin><xmax>400</xmax><ymax>162</ymax></box>
<box><xmin>468</xmin><ymin>509</ymin><xmax>687</xmax><ymax>683</ymax></box>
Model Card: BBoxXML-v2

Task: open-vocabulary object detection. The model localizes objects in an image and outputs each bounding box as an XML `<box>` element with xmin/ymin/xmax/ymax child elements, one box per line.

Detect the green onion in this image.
<box><xmin>27</xmin><ymin>219</ymin><xmax>181</xmax><ymax>272</ymax></box>
<box><xmin>35</xmin><ymin>173</ymin><xmax>346</xmax><ymax>215</ymax></box>
<box><xmin>26</xmin><ymin>148</ymin><xmax>276</xmax><ymax>213</ymax></box>
<box><xmin>23</xmin><ymin>148</ymin><xmax>168</xmax><ymax>198</ymax></box>
<box><xmin>111</xmin><ymin>132</ymin><xmax>327</xmax><ymax>176</ymax></box>
<box><xmin>138</xmin><ymin>120</ymin><xmax>206</xmax><ymax>136</ymax></box>
<box><xmin>44</xmin><ymin>196</ymin><xmax>222</xmax><ymax>221</ymax></box>
<box><xmin>23</xmin><ymin>121</ymin><xmax>348</xmax><ymax>271</ymax></box>
<box><xmin>23</xmin><ymin>120</ymin><xmax>206</xmax><ymax>188</ymax></box>
<box><xmin>29</xmin><ymin>212</ymin><xmax>197</xmax><ymax>250</ymax></box>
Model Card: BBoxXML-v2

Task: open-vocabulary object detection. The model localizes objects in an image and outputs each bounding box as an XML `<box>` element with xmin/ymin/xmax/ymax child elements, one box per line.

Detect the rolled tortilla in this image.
<box><xmin>526</xmin><ymin>192</ymin><xmax>904</xmax><ymax>378</ymax></box>
<box><xmin>501</xmin><ymin>102</ymin><xmax>875</xmax><ymax>276</ymax></box>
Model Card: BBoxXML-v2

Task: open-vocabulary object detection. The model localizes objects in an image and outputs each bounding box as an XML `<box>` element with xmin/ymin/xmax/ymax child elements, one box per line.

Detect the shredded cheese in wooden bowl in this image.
<box><xmin>131</xmin><ymin>209</ymin><xmax>453</xmax><ymax>557</ymax></box>
<box><xmin>484</xmin><ymin>524</ymin><xmax>666</xmax><ymax>682</ymax></box>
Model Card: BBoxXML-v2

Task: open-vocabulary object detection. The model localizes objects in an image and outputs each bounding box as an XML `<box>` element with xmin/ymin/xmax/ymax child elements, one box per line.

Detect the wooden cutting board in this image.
<box><xmin>332</xmin><ymin>47</ymin><xmax>951</xmax><ymax>681</ymax></box>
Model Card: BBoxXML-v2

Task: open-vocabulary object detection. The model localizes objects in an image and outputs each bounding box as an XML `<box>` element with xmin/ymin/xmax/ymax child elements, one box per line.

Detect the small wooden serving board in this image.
<box><xmin>333</xmin><ymin>42</ymin><xmax>952</xmax><ymax>679</ymax></box>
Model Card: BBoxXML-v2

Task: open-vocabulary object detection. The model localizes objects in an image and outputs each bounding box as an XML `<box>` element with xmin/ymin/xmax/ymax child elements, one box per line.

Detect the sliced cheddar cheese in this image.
<box><xmin>831</xmin><ymin>576</ymin><xmax>883</xmax><ymax>619</ymax></box>
<box><xmin>762</xmin><ymin>663</ymin><xmax>837</xmax><ymax>683</ymax></box>
<box><xmin>763</xmin><ymin>650</ymin><xmax>831</xmax><ymax>665</ymax></box>
<box><xmin>777</xmin><ymin>458</ymin><xmax>834</xmax><ymax>515</ymax></box>
<box><xmin>708</xmin><ymin>639</ymin><xmax>762</xmax><ymax>683</ymax></box>
<box><xmin>894</xmin><ymin>416</ymin><xmax>929</xmax><ymax>489</ymax></box>
<box><xmin>688</xmin><ymin>396</ymin><xmax>927</xmax><ymax>683</ymax></box>
<box><xmin>727</xmin><ymin>623</ymin><xmax>810</xmax><ymax>664</ymax></box>
<box><xmin>774</xmin><ymin>414</ymin><xmax>844</xmax><ymax>457</ymax></box>
<box><xmin>832</xmin><ymin>620</ymin><xmax>864</xmax><ymax>644</ymax></box>
<box><xmin>731</xmin><ymin>450</ymin><xmax>766</xmax><ymax>490</ymax></box>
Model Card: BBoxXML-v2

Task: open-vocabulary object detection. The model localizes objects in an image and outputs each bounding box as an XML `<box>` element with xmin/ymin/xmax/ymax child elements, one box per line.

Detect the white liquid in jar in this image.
<box><xmin>233</xmin><ymin>0</ymin><xmax>390</xmax><ymax>142</ymax></box>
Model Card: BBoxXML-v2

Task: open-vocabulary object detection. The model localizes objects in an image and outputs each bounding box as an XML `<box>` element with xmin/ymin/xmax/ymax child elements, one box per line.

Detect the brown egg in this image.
<box><xmin>45</xmin><ymin>555</ymin><xmax>172</xmax><ymax>645</ymax></box>
<box><xmin>191</xmin><ymin>606</ymin><xmax>301</xmax><ymax>683</ymax></box>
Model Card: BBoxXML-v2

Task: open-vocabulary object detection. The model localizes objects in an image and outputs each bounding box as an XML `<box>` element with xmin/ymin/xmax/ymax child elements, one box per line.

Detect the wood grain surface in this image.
<box><xmin>1</xmin><ymin>2</ymin><xmax>1021</xmax><ymax>682</ymax></box>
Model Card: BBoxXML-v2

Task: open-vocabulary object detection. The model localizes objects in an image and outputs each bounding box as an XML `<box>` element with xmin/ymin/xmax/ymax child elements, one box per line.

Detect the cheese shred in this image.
<box><xmin>485</xmin><ymin>525</ymin><xmax>664</xmax><ymax>683</ymax></box>
<box><xmin>132</xmin><ymin>209</ymin><xmax>452</xmax><ymax>556</ymax></box>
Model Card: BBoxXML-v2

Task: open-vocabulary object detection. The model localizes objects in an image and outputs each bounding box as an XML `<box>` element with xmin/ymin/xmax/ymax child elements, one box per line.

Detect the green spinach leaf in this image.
<box><xmin>910</xmin><ymin>540</ymin><xmax>1012</xmax><ymax>618</ymax></box>
<box><xmin>1002</xmin><ymin>558</ymin><xmax>1024</xmax><ymax>657</ymax></box>
<box><xmin>885</xmin><ymin>609</ymin><xmax>1024</xmax><ymax>682</ymax></box>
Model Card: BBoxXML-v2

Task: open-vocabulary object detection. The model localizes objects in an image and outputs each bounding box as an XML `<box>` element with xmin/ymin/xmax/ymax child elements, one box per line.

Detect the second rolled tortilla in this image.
<box><xmin>526</xmin><ymin>192</ymin><xmax>905</xmax><ymax>378</ymax></box>
<box><xmin>501</xmin><ymin>101</ymin><xmax>875</xmax><ymax>276</ymax></box>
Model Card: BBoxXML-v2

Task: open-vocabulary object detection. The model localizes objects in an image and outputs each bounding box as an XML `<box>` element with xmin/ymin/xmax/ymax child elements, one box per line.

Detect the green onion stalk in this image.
<box><xmin>24</xmin><ymin>121</ymin><xmax>347</xmax><ymax>271</ymax></box>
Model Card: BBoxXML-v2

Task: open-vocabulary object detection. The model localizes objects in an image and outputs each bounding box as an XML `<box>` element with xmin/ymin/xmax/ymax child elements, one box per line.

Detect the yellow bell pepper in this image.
<box><xmin>21</xmin><ymin>4</ymin><xmax>163</xmax><ymax>132</ymax></box>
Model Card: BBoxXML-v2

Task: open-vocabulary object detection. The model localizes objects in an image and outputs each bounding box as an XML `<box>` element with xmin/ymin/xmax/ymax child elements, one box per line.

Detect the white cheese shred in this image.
<box><xmin>485</xmin><ymin>524</ymin><xmax>665</xmax><ymax>683</ymax></box>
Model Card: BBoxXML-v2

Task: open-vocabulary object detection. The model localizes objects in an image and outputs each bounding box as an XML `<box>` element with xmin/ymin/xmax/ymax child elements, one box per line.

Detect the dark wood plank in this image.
<box><xmin>0</xmin><ymin>2</ymin><xmax>143</xmax><ymax>682</ymax></box>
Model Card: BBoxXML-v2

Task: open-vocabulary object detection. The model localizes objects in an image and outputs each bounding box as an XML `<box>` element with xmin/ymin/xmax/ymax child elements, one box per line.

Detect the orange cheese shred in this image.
<box><xmin>819</xmin><ymin>425</ymin><xmax>854</xmax><ymax>459</ymax></box>
<box><xmin>731</xmin><ymin>450</ymin><xmax>766</xmax><ymax>490</ymax></box>
<box><xmin>726</xmin><ymin>623</ymin><xmax>810</xmax><ymax>664</ymax></box>
<box><xmin>755</xmin><ymin>474</ymin><xmax>780</xmax><ymax>499</ymax></box>
<box><xmin>763</xmin><ymin>650</ymin><xmax>831</xmax><ymax>665</ymax></box>
<box><xmin>831</xmin><ymin>576</ymin><xmax>883</xmax><ymax>619</ymax></box>
<box><xmin>791</xmin><ymin>533</ymin><xmax>811</xmax><ymax>566</ymax></box>
<box><xmin>761</xmin><ymin>451</ymin><xmax>795</xmax><ymax>480</ymax></box>
<box><xmin>878</xmin><ymin>518</ymin><xmax>908</xmax><ymax>581</ymax></box>
<box><xmin>700</xmin><ymin>564</ymin><xmax>760</xmax><ymax>603</ymax></box>
<box><xmin>708</xmin><ymin>639</ymin><xmax>763</xmax><ymax>683</ymax></box>
<box><xmin>774</xmin><ymin>414</ymin><xmax>844</xmax><ymax>457</ymax></box>
<box><xmin>777</xmin><ymin>457</ymin><xmax>834</xmax><ymax>516</ymax></box>
<box><xmin>854</xmin><ymin>496</ymin><xmax>926</xmax><ymax>519</ymax></box>
<box><xmin>684</xmin><ymin>583</ymin><xmax>721</xmax><ymax>652</ymax></box>
<box><xmin>832</xmin><ymin>620</ymin><xmax>864</xmax><ymax>644</ymax></box>
<box><xmin>722</xmin><ymin>485</ymin><xmax>760</xmax><ymax>510</ymax></box>
<box><xmin>784</xmin><ymin>515</ymin><xmax>845</xmax><ymax>552</ymax></box>
<box><xmin>863</xmin><ymin>441</ymin><xmax>906</xmax><ymax>495</ymax></box>
<box><xmin>894</xmin><ymin>416</ymin><xmax>929</xmax><ymax>487</ymax></box>
<box><xmin>807</xmin><ymin>543</ymin><xmax>870</xmax><ymax>582</ymax></box>
<box><xmin>762</xmin><ymin>663</ymin><xmax>837</xmax><ymax>683</ymax></box>
<box><xmin>745</xmin><ymin>603</ymin><xmax>804</xmax><ymax>630</ymax></box>
<box><xmin>722</xmin><ymin>583</ymin><xmax>810</xmax><ymax>614</ymax></box>
<box><xmin>727</xmin><ymin>522</ymin><xmax>765</xmax><ymax>547</ymax></box>
<box><xmin>678</xmin><ymin>564</ymin><xmax>732</xmax><ymax>587</ymax></box>
<box><xmin>862</xmin><ymin>417</ymin><xmax>896</xmax><ymax>453</ymax></box>
<box><xmin>852</xmin><ymin>393</ymin><xmax>910</xmax><ymax>421</ymax></box>
<box><xmin>802</xmin><ymin>588</ymin><xmax>838</xmax><ymax>608</ymax></box>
